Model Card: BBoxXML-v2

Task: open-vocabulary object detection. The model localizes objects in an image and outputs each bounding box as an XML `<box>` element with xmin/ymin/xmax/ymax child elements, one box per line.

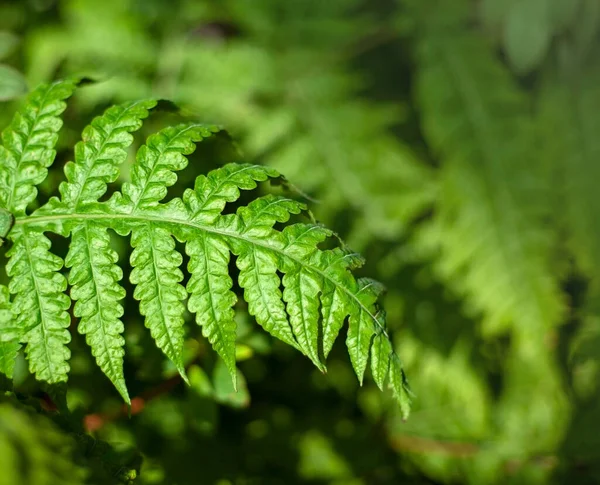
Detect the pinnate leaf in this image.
<box><xmin>0</xmin><ymin>80</ymin><xmax>410</xmax><ymax>413</ymax></box>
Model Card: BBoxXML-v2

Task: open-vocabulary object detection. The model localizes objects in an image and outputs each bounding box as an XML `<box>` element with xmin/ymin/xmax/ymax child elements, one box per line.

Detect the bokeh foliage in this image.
<box><xmin>1</xmin><ymin>0</ymin><xmax>600</xmax><ymax>483</ymax></box>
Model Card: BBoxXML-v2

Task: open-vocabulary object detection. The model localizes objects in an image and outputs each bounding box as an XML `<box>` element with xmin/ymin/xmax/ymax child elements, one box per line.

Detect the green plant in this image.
<box><xmin>0</xmin><ymin>79</ymin><xmax>410</xmax><ymax>418</ymax></box>
<box><xmin>4</xmin><ymin>0</ymin><xmax>600</xmax><ymax>483</ymax></box>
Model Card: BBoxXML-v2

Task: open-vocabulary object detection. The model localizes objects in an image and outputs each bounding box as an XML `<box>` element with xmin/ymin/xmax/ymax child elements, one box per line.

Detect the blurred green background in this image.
<box><xmin>1</xmin><ymin>0</ymin><xmax>600</xmax><ymax>483</ymax></box>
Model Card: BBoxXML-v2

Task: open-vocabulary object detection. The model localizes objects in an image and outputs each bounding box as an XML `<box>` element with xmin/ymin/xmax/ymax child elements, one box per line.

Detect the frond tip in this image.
<box><xmin>0</xmin><ymin>80</ymin><xmax>411</xmax><ymax>416</ymax></box>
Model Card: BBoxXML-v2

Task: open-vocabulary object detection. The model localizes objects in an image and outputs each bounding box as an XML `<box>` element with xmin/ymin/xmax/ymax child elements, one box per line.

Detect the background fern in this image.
<box><xmin>1</xmin><ymin>0</ymin><xmax>600</xmax><ymax>483</ymax></box>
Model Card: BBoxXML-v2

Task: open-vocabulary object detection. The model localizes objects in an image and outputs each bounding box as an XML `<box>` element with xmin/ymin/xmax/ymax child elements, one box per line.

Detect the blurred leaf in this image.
<box><xmin>235</xmin><ymin>344</ymin><xmax>254</xmax><ymax>362</ymax></box>
<box><xmin>0</xmin><ymin>64</ymin><xmax>27</xmax><ymax>100</ymax></box>
<box><xmin>298</xmin><ymin>430</ymin><xmax>353</xmax><ymax>481</ymax></box>
<box><xmin>0</xmin><ymin>31</ymin><xmax>19</xmax><ymax>60</ymax></box>
<box><xmin>213</xmin><ymin>360</ymin><xmax>250</xmax><ymax>409</ymax></box>
<box><xmin>140</xmin><ymin>398</ymin><xmax>186</xmax><ymax>439</ymax></box>
<box><xmin>538</xmin><ymin>65</ymin><xmax>600</xmax><ymax>284</ymax></box>
<box><xmin>504</xmin><ymin>0</ymin><xmax>552</xmax><ymax>74</ymax></box>
<box><xmin>188</xmin><ymin>365</ymin><xmax>213</xmax><ymax>397</ymax></box>
<box><xmin>548</xmin><ymin>0</ymin><xmax>582</xmax><ymax>30</ymax></box>
<box><xmin>186</xmin><ymin>365</ymin><xmax>218</xmax><ymax>435</ymax></box>
<box><xmin>0</xmin><ymin>402</ymin><xmax>86</xmax><ymax>485</ymax></box>
<box><xmin>480</xmin><ymin>0</ymin><xmax>517</xmax><ymax>36</ymax></box>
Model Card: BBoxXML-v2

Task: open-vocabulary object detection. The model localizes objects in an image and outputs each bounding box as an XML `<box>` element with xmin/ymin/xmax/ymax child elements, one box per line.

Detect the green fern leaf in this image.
<box><xmin>182</xmin><ymin>165</ymin><xmax>284</xmax><ymax>384</ymax></box>
<box><xmin>0</xmin><ymin>81</ymin><xmax>409</xmax><ymax>413</ymax></box>
<box><xmin>0</xmin><ymin>83</ymin><xmax>79</xmax><ymax>382</ymax></box>
<box><xmin>280</xmin><ymin>222</ymin><xmax>335</xmax><ymax>368</ymax></box>
<box><xmin>184</xmin><ymin>163</ymin><xmax>278</xmax><ymax>224</ymax></box>
<box><xmin>236</xmin><ymin>240</ymin><xmax>299</xmax><ymax>351</ymax></box>
<box><xmin>237</xmin><ymin>196</ymin><xmax>323</xmax><ymax>360</ymax></box>
<box><xmin>282</xmin><ymin>265</ymin><xmax>323</xmax><ymax>370</ymax></box>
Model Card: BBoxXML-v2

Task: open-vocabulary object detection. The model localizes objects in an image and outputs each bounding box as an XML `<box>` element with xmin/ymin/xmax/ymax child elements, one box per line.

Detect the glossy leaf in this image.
<box><xmin>0</xmin><ymin>80</ymin><xmax>409</xmax><ymax>412</ymax></box>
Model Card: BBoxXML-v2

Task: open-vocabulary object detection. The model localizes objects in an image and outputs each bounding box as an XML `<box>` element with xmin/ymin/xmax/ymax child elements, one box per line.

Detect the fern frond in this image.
<box><xmin>182</xmin><ymin>164</ymin><xmax>284</xmax><ymax>381</ymax></box>
<box><xmin>282</xmin><ymin>262</ymin><xmax>323</xmax><ymax>370</ymax></box>
<box><xmin>0</xmin><ymin>81</ymin><xmax>410</xmax><ymax>416</ymax></box>
<box><xmin>239</xmin><ymin>196</ymin><xmax>322</xmax><ymax>368</ymax></box>
<box><xmin>411</xmin><ymin>26</ymin><xmax>563</xmax><ymax>335</ymax></box>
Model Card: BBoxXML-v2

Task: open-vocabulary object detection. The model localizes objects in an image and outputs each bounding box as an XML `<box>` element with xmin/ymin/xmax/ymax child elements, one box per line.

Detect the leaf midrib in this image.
<box><xmin>15</xmin><ymin>211</ymin><xmax>389</xmax><ymax>339</ymax></box>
